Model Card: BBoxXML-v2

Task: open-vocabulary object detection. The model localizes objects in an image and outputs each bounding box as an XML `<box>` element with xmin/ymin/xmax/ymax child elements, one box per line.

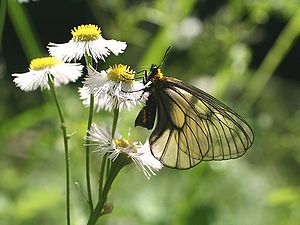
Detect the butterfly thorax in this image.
<box><xmin>147</xmin><ymin>65</ymin><xmax>170</xmax><ymax>91</ymax></box>
<box><xmin>148</xmin><ymin>65</ymin><xmax>161</xmax><ymax>78</ymax></box>
<box><xmin>153</xmin><ymin>68</ymin><xmax>164</xmax><ymax>80</ymax></box>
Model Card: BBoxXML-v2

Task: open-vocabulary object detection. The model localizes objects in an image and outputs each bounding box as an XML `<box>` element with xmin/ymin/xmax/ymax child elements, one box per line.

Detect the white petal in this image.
<box><xmin>88</xmin><ymin>39</ymin><xmax>110</xmax><ymax>62</ymax></box>
<box><xmin>79</xmin><ymin>85</ymin><xmax>110</xmax><ymax>111</ymax></box>
<box><xmin>102</xmin><ymin>39</ymin><xmax>127</xmax><ymax>55</ymax></box>
<box><xmin>12</xmin><ymin>70</ymin><xmax>49</xmax><ymax>91</ymax></box>
<box><xmin>139</xmin><ymin>143</ymin><xmax>163</xmax><ymax>170</ymax></box>
<box><xmin>86</xmin><ymin>123</ymin><xmax>123</xmax><ymax>158</ymax></box>
<box><xmin>48</xmin><ymin>41</ymin><xmax>86</xmax><ymax>62</ymax></box>
<box><xmin>79</xmin><ymin>86</ymin><xmax>91</xmax><ymax>107</ymax></box>
<box><xmin>85</xmin><ymin>65</ymin><xmax>108</xmax><ymax>93</ymax></box>
<box><xmin>132</xmin><ymin>141</ymin><xmax>163</xmax><ymax>179</ymax></box>
<box><xmin>87</xmin><ymin>123</ymin><xmax>111</xmax><ymax>143</ymax></box>
<box><xmin>51</xmin><ymin>63</ymin><xmax>83</xmax><ymax>86</ymax></box>
<box><xmin>80</xmin><ymin>70</ymin><xmax>117</xmax><ymax>111</ymax></box>
<box><xmin>48</xmin><ymin>36</ymin><xmax>126</xmax><ymax>63</ymax></box>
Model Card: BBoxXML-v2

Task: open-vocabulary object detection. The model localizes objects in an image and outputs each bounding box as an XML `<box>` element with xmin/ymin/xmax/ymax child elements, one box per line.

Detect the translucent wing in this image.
<box><xmin>149</xmin><ymin>77</ymin><xmax>254</xmax><ymax>169</ymax></box>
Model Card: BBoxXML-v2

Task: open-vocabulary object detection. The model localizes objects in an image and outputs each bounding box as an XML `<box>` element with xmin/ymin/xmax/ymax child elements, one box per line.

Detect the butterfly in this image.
<box><xmin>135</xmin><ymin>64</ymin><xmax>254</xmax><ymax>169</ymax></box>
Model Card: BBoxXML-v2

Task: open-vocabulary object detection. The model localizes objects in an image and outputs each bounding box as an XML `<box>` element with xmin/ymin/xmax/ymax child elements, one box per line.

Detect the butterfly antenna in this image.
<box><xmin>134</xmin><ymin>69</ymin><xmax>148</xmax><ymax>80</ymax></box>
<box><xmin>158</xmin><ymin>46</ymin><xmax>171</xmax><ymax>68</ymax></box>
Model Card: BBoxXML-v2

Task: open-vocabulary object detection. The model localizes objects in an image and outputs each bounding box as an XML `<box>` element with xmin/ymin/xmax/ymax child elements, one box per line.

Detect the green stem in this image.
<box><xmin>92</xmin><ymin>107</ymin><xmax>120</xmax><ymax>224</ymax></box>
<box><xmin>84</xmin><ymin>55</ymin><xmax>94</xmax><ymax>212</ymax></box>
<box><xmin>107</xmin><ymin>107</ymin><xmax>119</xmax><ymax>178</ymax></box>
<box><xmin>98</xmin><ymin>154</ymin><xmax>107</xmax><ymax>202</ymax></box>
<box><xmin>98</xmin><ymin>106</ymin><xmax>120</xmax><ymax>201</ymax></box>
<box><xmin>85</xmin><ymin>93</ymin><xmax>94</xmax><ymax>212</ymax></box>
<box><xmin>243</xmin><ymin>8</ymin><xmax>300</xmax><ymax>106</ymax></box>
<box><xmin>87</xmin><ymin>161</ymin><xmax>124</xmax><ymax>225</ymax></box>
<box><xmin>48</xmin><ymin>76</ymin><xmax>71</xmax><ymax>225</ymax></box>
<box><xmin>106</xmin><ymin>156</ymin><xmax>111</xmax><ymax>181</ymax></box>
<box><xmin>111</xmin><ymin>107</ymin><xmax>119</xmax><ymax>139</ymax></box>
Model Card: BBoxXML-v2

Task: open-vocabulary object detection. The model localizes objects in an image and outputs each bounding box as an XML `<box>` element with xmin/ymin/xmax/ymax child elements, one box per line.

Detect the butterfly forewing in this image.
<box><xmin>148</xmin><ymin>77</ymin><xmax>254</xmax><ymax>169</ymax></box>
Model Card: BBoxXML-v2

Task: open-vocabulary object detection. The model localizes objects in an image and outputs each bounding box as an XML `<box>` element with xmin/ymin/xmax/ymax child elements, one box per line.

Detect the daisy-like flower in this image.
<box><xmin>86</xmin><ymin>123</ymin><xmax>163</xmax><ymax>179</ymax></box>
<box><xmin>79</xmin><ymin>64</ymin><xmax>147</xmax><ymax>111</ymax></box>
<box><xmin>48</xmin><ymin>24</ymin><xmax>127</xmax><ymax>62</ymax></box>
<box><xmin>12</xmin><ymin>56</ymin><xmax>83</xmax><ymax>92</ymax></box>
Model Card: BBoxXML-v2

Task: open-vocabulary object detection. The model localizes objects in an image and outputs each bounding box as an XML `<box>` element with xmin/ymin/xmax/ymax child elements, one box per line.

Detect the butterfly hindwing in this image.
<box><xmin>172</xmin><ymin>79</ymin><xmax>254</xmax><ymax>161</ymax></box>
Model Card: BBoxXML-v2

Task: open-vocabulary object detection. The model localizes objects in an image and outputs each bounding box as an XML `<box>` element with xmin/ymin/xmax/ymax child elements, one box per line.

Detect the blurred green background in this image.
<box><xmin>1</xmin><ymin>0</ymin><xmax>300</xmax><ymax>225</ymax></box>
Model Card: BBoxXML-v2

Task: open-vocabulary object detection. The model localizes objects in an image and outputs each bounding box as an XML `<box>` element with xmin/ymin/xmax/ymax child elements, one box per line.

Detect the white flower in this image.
<box><xmin>86</xmin><ymin>123</ymin><xmax>163</xmax><ymax>179</ymax></box>
<box><xmin>79</xmin><ymin>64</ymin><xmax>147</xmax><ymax>111</ymax></box>
<box><xmin>12</xmin><ymin>57</ymin><xmax>83</xmax><ymax>92</ymax></box>
<box><xmin>48</xmin><ymin>24</ymin><xmax>126</xmax><ymax>62</ymax></box>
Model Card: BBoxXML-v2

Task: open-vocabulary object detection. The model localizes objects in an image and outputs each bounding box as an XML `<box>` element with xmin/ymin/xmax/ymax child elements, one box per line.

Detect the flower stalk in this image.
<box><xmin>84</xmin><ymin>54</ymin><xmax>94</xmax><ymax>212</ymax></box>
<box><xmin>87</xmin><ymin>155</ymin><xmax>131</xmax><ymax>225</ymax></box>
<box><xmin>97</xmin><ymin>106</ymin><xmax>119</xmax><ymax>215</ymax></box>
<box><xmin>48</xmin><ymin>75</ymin><xmax>71</xmax><ymax>225</ymax></box>
<box><xmin>111</xmin><ymin>107</ymin><xmax>119</xmax><ymax>139</ymax></box>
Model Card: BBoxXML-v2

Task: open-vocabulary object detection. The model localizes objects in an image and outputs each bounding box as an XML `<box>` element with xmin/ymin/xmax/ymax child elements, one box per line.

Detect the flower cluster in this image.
<box><xmin>12</xmin><ymin>23</ymin><xmax>162</xmax><ymax>179</ymax></box>
<box><xmin>12</xmin><ymin>24</ymin><xmax>127</xmax><ymax>92</ymax></box>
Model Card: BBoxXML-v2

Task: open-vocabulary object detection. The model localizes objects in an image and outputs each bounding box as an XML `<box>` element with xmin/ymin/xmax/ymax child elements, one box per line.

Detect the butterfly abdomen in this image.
<box><xmin>135</xmin><ymin>94</ymin><xmax>157</xmax><ymax>130</ymax></box>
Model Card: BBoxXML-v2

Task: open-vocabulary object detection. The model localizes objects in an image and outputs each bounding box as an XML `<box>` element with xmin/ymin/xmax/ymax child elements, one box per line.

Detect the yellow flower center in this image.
<box><xmin>107</xmin><ymin>64</ymin><xmax>134</xmax><ymax>83</ymax></box>
<box><xmin>71</xmin><ymin>24</ymin><xmax>101</xmax><ymax>41</ymax></box>
<box><xmin>114</xmin><ymin>138</ymin><xmax>131</xmax><ymax>148</ymax></box>
<box><xmin>29</xmin><ymin>57</ymin><xmax>61</xmax><ymax>71</ymax></box>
